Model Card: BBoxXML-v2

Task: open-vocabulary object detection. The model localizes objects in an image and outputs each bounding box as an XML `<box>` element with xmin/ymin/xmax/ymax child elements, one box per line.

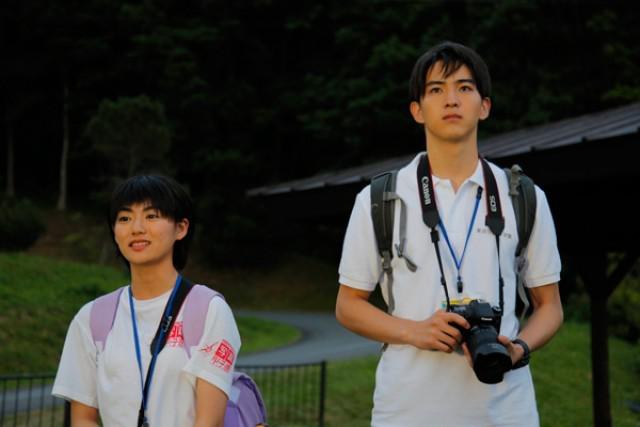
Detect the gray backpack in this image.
<box><xmin>370</xmin><ymin>164</ymin><xmax>537</xmax><ymax>320</ymax></box>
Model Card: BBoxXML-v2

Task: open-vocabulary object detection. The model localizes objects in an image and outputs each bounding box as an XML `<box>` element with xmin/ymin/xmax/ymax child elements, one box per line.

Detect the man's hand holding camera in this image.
<box><xmin>498</xmin><ymin>336</ymin><xmax>526</xmax><ymax>365</ymax></box>
<box><xmin>407</xmin><ymin>310</ymin><xmax>470</xmax><ymax>353</ymax></box>
<box><xmin>461</xmin><ymin>335</ymin><xmax>527</xmax><ymax>366</ymax></box>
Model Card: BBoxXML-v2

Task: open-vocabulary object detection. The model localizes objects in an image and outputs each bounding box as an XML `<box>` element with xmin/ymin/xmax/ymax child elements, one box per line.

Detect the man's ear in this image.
<box><xmin>479</xmin><ymin>97</ymin><xmax>491</xmax><ymax>121</ymax></box>
<box><xmin>410</xmin><ymin>101</ymin><xmax>425</xmax><ymax>124</ymax></box>
<box><xmin>175</xmin><ymin>219</ymin><xmax>189</xmax><ymax>241</ymax></box>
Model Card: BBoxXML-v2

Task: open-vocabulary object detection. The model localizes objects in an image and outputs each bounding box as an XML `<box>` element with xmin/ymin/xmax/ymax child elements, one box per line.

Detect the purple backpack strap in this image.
<box><xmin>225</xmin><ymin>372</ymin><xmax>268</xmax><ymax>427</ymax></box>
<box><xmin>182</xmin><ymin>284</ymin><xmax>223</xmax><ymax>357</ymax></box>
<box><xmin>89</xmin><ymin>287</ymin><xmax>125</xmax><ymax>351</ymax></box>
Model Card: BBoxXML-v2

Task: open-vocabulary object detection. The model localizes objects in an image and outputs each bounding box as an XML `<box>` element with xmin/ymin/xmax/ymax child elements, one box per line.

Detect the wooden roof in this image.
<box><xmin>248</xmin><ymin>102</ymin><xmax>640</xmax><ymax>197</ymax></box>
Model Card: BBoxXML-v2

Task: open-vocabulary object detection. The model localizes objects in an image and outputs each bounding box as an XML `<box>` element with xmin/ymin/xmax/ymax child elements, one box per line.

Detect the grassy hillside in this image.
<box><xmin>0</xmin><ymin>253</ymin><xmax>125</xmax><ymax>373</ymax></box>
<box><xmin>0</xmin><ymin>253</ymin><xmax>299</xmax><ymax>374</ymax></box>
<box><xmin>182</xmin><ymin>253</ymin><xmax>339</xmax><ymax>311</ymax></box>
<box><xmin>25</xmin><ymin>209</ymin><xmax>340</xmax><ymax>312</ymax></box>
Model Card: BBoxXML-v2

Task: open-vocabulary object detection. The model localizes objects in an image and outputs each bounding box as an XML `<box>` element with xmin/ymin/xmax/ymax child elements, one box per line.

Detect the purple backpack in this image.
<box><xmin>89</xmin><ymin>284</ymin><xmax>268</xmax><ymax>427</ymax></box>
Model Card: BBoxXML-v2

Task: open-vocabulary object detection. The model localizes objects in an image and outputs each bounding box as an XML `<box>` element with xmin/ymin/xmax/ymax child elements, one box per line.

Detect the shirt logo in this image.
<box><xmin>476</xmin><ymin>226</ymin><xmax>512</xmax><ymax>239</ymax></box>
<box><xmin>421</xmin><ymin>176</ymin><xmax>432</xmax><ymax>205</ymax></box>
<box><xmin>489</xmin><ymin>195</ymin><xmax>498</xmax><ymax>212</ymax></box>
<box><xmin>199</xmin><ymin>339</ymin><xmax>235</xmax><ymax>372</ymax></box>
<box><xmin>167</xmin><ymin>321</ymin><xmax>184</xmax><ymax>347</ymax></box>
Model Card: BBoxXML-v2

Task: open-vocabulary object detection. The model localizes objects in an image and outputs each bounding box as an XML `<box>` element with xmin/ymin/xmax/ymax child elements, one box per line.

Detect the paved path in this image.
<box><xmin>237</xmin><ymin>310</ymin><xmax>380</xmax><ymax>365</ymax></box>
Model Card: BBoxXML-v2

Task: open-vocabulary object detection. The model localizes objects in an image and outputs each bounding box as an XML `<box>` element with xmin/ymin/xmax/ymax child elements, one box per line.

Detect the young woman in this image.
<box><xmin>53</xmin><ymin>175</ymin><xmax>241</xmax><ymax>427</ymax></box>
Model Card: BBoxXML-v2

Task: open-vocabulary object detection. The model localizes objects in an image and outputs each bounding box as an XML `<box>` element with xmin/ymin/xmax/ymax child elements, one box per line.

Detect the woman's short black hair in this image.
<box><xmin>108</xmin><ymin>174</ymin><xmax>195</xmax><ymax>271</ymax></box>
<box><xmin>409</xmin><ymin>41</ymin><xmax>491</xmax><ymax>103</ymax></box>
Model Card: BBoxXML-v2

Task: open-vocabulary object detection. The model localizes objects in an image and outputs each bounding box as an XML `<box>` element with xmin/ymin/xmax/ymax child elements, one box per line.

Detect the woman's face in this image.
<box><xmin>113</xmin><ymin>201</ymin><xmax>188</xmax><ymax>269</ymax></box>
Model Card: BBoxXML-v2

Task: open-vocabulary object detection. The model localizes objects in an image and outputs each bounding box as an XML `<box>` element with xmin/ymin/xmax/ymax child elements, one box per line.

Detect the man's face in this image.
<box><xmin>410</xmin><ymin>61</ymin><xmax>491</xmax><ymax>144</ymax></box>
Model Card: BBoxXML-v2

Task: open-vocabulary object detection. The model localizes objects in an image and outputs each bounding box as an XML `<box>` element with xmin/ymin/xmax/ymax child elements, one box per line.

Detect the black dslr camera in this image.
<box><xmin>449</xmin><ymin>299</ymin><xmax>512</xmax><ymax>384</ymax></box>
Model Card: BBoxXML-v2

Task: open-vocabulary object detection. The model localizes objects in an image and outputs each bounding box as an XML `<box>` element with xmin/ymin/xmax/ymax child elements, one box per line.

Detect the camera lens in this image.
<box><xmin>466</xmin><ymin>326</ymin><xmax>512</xmax><ymax>384</ymax></box>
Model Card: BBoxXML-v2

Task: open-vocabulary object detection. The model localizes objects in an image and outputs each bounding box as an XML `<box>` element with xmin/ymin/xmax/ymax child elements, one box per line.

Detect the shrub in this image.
<box><xmin>0</xmin><ymin>197</ymin><xmax>46</xmax><ymax>250</ymax></box>
<box><xmin>608</xmin><ymin>275</ymin><xmax>640</xmax><ymax>343</ymax></box>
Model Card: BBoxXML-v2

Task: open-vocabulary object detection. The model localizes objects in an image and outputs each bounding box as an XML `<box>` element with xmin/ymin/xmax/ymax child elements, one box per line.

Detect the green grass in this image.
<box><xmin>26</xmin><ymin>208</ymin><xmax>339</xmax><ymax>311</ymax></box>
<box><xmin>533</xmin><ymin>322</ymin><xmax>640</xmax><ymax>427</ymax></box>
<box><xmin>0</xmin><ymin>252</ymin><xmax>299</xmax><ymax>373</ymax></box>
<box><xmin>0</xmin><ymin>252</ymin><xmax>126</xmax><ymax>373</ymax></box>
<box><xmin>183</xmin><ymin>253</ymin><xmax>338</xmax><ymax>311</ymax></box>
<box><xmin>324</xmin><ymin>322</ymin><xmax>640</xmax><ymax>427</ymax></box>
<box><xmin>237</xmin><ymin>316</ymin><xmax>300</xmax><ymax>355</ymax></box>
<box><xmin>326</xmin><ymin>356</ymin><xmax>377</xmax><ymax>427</ymax></box>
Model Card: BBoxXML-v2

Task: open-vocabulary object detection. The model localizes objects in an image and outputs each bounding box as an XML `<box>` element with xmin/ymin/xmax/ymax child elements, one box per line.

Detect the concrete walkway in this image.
<box><xmin>237</xmin><ymin>310</ymin><xmax>380</xmax><ymax>365</ymax></box>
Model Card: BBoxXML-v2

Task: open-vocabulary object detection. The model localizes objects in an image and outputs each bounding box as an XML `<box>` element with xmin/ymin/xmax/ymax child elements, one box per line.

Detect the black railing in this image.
<box><xmin>0</xmin><ymin>361</ymin><xmax>326</xmax><ymax>427</ymax></box>
<box><xmin>0</xmin><ymin>373</ymin><xmax>65</xmax><ymax>427</ymax></box>
<box><xmin>241</xmin><ymin>362</ymin><xmax>326</xmax><ymax>427</ymax></box>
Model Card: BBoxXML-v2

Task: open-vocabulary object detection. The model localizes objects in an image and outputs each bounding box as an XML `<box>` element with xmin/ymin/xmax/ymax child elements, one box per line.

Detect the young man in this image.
<box><xmin>336</xmin><ymin>41</ymin><xmax>563</xmax><ymax>426</ymax></box>
<box><xmin>53</xmin><ymin>175</ymin><xmax>241</xmax><ymax>427</ymax></box>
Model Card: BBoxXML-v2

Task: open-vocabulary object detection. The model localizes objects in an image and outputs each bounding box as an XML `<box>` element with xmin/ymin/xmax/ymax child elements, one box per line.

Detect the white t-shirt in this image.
<box><xmin>52</xmin><ymin>287</ymin><xmax>241</xmax><ymax>427</ymax></box>
<box><xmin>339</xmin><ymin>153</ymin><xmax>561</xmax><ymax>427</ymax></box>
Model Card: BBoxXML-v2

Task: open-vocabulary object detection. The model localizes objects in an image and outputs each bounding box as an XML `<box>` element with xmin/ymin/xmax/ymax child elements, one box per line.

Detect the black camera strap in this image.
<box><xmin>416</xmin><ymin>154</ymin><xmax>506</xmax><ymax>312</ymax></box>
<box><xmin>417</xmin><ymin>154</ymin><xmax>451</xmax><ymax>310</ymax></box>
<box><xmin>480</xmin><ymin>159</ymin><xmax>506</xmax><ymax>313</ymax></box>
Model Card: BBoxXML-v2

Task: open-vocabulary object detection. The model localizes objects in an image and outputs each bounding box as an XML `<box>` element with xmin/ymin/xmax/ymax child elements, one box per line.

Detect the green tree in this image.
<box><xmin>84</xmin><ymin>95</ymin><xmax>172</xmax><ymax>181</ymax></box>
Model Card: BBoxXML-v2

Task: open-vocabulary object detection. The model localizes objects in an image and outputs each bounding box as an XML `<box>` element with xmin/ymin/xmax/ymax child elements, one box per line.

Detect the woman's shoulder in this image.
<box><xmin>180</xmin><ymin>284</ymin><xmax>233</xmax><ymax>326</ymax></box>
<box><xmin>63</xmin><ymin>298</ymin><xmax>98</xmax><ymax>342</ymax></box>
<box><xmin>194</xmin><ymin>285</ymin><xmax>232</xmax><ymax>316</ymax></box>
<box><xmin>71</xmin><ymin>286</ymin><xmax>127</xmax><ymax>334</ymax></box>
<box><xmin>75</xmin><ymin>299</ymin><xmax>96</xmax><ymax>324</ymax></box>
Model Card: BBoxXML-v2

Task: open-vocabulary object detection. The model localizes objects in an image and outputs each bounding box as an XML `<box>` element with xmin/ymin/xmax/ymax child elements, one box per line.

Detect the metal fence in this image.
<box><xmin>0</xmin><ymin>373</ymin><xmax>66</xmax><ymax>427</ymax></box>
<box><xmin>242</xmin><ymin>362</ymin><xmax>326</xmax><ymax>427</ymax></box>
<box><xmin>0</xmin><ymin>361</ymin><xmax>326</xmax><ymax>427</ymax></box>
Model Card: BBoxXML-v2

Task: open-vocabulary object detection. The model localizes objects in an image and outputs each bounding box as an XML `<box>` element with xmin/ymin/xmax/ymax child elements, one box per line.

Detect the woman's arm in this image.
<box><xmin>70</xmin><ymin>401</ymin><xmax>99</xmax><ymax>427</ymax></box>
<box><xmin>194</xmin><ymin>378</ymin><xmax>228</xmax><ymax>427</ymax></box>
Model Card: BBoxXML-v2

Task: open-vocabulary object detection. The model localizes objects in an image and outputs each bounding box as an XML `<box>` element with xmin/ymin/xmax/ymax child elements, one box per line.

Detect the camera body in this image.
<box><xmin>449</xmin><ymin>299</ymin><xmax>512</xmax><ymax>384</ymax></box>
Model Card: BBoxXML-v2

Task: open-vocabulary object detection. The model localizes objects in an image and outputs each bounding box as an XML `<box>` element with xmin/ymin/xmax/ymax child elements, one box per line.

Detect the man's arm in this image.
<box><xmin>499</xmin><ymin>283</ymin><xmax>563</xmax><ymax>364</ymax></box>
<box><xmin>194</xmin><ymin>378</ymin><xmax>227</xmax><ymax>427</ymax></box>
<box><xmin>70</xmin><ymin>401</ymin><xmax>99</xmax><ymax>427</ymax></box>
<box><xmin>336</xmin><ymin>284</ymin><xmax>469</xmax><ymax>353</ymax></box>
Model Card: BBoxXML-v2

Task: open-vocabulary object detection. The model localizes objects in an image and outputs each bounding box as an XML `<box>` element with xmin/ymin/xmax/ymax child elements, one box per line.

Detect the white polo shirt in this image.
<box><xmin>52</xmin><ymin>288</ymin><xmax>241</xmax><ymax>427</ymax></box>
<box><xmin>339</xmin><ymin>152</ymin><xmax>561</xmax><ymax>427</ymax></box>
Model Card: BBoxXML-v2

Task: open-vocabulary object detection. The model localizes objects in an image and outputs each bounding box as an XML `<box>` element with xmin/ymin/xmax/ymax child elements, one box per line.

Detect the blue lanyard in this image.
<box><xmin>437</xmin><ymin>186</ymin><xmax>483</xmax><ymax>293</ymax></box>
<box><xmin>129</xmin><ymin>274</ymin><xmax>182</xmax><ymax>426</ymax></box>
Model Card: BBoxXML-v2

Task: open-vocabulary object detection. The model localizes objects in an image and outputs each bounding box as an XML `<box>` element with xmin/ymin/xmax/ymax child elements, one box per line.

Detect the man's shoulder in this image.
<box><xmin>482</xmin><ymin>158</ymin><xmax>507</xmax><ymax>178</ymax></box>
<box><xmin>394</xmin><ymin>152</ymin><xmax>423</xmax><ymax>186</ymax></box>
<box><xmin>359</xmin><ymin>152</ymin><xmax>422</xmax><ymax>202</ymax></box>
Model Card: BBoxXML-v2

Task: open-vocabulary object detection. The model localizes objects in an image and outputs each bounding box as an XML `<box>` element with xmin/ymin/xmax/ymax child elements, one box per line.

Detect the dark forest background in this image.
<box><xmin>2</xmin><ymin>0</ymin><xmax>639</xmax><ymax>266</ymax></box>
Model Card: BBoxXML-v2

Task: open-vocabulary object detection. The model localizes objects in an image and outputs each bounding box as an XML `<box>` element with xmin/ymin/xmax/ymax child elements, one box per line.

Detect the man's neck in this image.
<box><xmin>426</xmin><ymin>139</ymin><xmax>479</xmax><ymax>193</ymax></box>
<box><xmin>130</xmin><ymin>263</ymin><xmax>179</xmax><ymax>300</ymax></box>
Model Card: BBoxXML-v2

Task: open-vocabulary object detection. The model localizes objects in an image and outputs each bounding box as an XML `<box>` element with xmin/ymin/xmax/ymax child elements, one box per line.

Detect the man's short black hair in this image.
<box><xmin>409</xmin><ymin>41</ymin><xmax>491</xmax><ymax>103</ymax></box>
<box><xmin>108</xmin><ymin>174</ymin><xmax>195</xmax><ymax>271</ymax></box>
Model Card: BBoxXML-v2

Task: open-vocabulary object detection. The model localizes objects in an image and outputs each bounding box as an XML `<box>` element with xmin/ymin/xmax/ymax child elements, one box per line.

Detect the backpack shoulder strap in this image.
<box><xmin>182</xmin><ymin>284</ymin><xmax>223</xmax><ymax>357</ymax></box>
<box><xmin>371</xmin><ymin>171</ymin><xmax>397</xmax><ymax>268</ymax></box>
<box><xmin>505</xmin><ymin>164</ymin><xmax>537</xmax><ymax>256</ymax></box>
<box><xmin>505</xmin><ymin>165</ymin><xmax>538</xmax><ymax>322</ymax></box>
<box><xmin>89</xmin><ymin>287</ymin><xmax>125</xmax><ymax>351</ymax></box>
<box><xmin>371</xmin><ymin>171</ymin><xmax>398</xmax><ymax>314</ymax></box>
<box><xmin>370</xmin><ymin>170</ymin><xmax>417</xmax><ymax>332</ymax></box>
